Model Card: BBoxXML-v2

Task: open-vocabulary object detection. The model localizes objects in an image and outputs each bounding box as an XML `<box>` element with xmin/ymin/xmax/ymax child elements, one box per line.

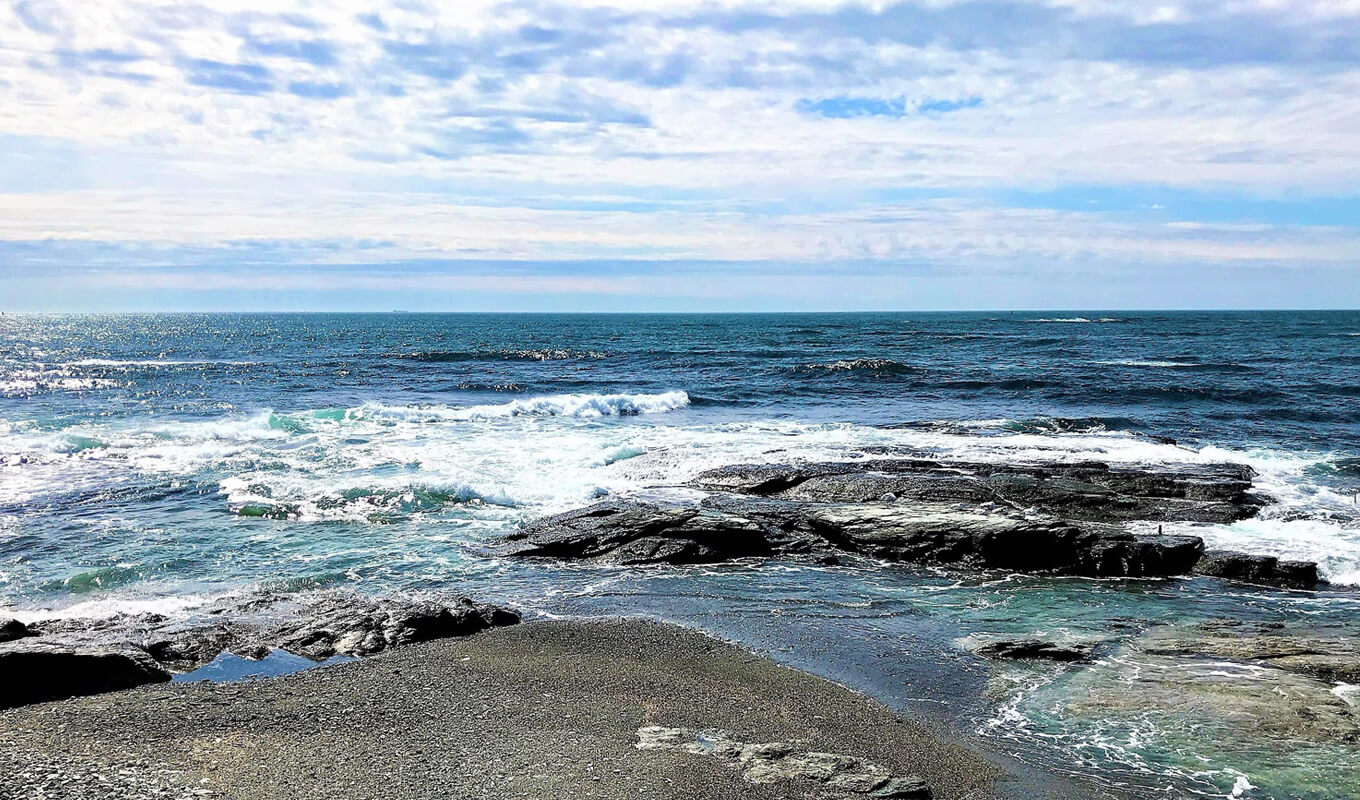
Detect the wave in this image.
<box><xmin>1092</xmin><ymin>360</ymin><xmax>1256</xmax><ymax>372</ymax></box>
<box><xmin>221</xmin><ymin>479</ymin><xmax>516</xmax><ymax>522</ymax></box>
<box><xmin>998</xmin><ymin>416</ymin><xmax>1142</xmax><ymax>435</ymax></box>
<box><xmin>397</xmin><ymin>349</ymin><xmax>607</xmax><ymax>362</ymax></box>
<box><xmin>790</xmin><ymin>358</ymin><xmax>918</xmax><ymax>376</ymax></box>
<box><xmin>1026</xmin><ymin>317</ymin><xmax>1122</xmax><ymax>323</ymax></box>
<box><xmin>0</xmin><ymin>375</ymin><xmax>117</xmax><ymax>395</ymax></box>
<box><xmin>63</xmin><ymin>356</ymin><xmax>255</xmax><ymax>367</ymax></box>
<box><xmin>345</xmin><ymin>391</ymin><xmax>691</xmax><ymax>422</ymax></box>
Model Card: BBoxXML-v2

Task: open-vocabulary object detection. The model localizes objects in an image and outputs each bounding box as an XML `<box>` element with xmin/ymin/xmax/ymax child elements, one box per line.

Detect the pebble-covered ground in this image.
<box><xmin>0</xmin><ymin>620</ymin><xmax>1103</xmax><ymax>800</ymax></box>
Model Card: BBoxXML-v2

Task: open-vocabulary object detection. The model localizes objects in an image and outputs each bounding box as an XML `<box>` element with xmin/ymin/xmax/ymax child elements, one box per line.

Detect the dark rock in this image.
<box><xmin>692</xmin><ymin>459</ymin><xmax>1264</xmax><ymax>523</ymax></box>
<box><xmin>144</xmin><ymin>622</ymin><xmax>253</xmax><ymax>672</ymax></box>
<box><xmin>1</xmin><ymin>592</ymin><xmax>522</xmax><ymax>709</ymax></box>
<box><xmin>1193</xmin><ymin>550</ymin><xmax>1320</xmax><ymax>589</ymax></box>
<box><xmin>804</xmin><ymin>502</ymin><xmax>1204</xmax><ymax>577</ymax></box>
<box><xmin>502</xmin><ymin>499</ymin><xmax>810</xmax><ymax>565</ymax></box>
<box><xmin>505</xmin><ymin>497</ymin><xmax>1205</xmax><ymax>578</ymax></box>
<box><xmin>271</xmin><ymin>594</ymin><xmax>521</xmax><ymax>660</ymax></box>
<box><xmin>0</xmin><ymin>616</ymin><xmax>31</xmax><ymax>643</ymax></box>
<box><xmin>974</xmin><ymin>639</ymin><xmax>1095</xmax><ymax>662</ymax></box>
<box><xmin>0</xmin><ymin>640</ymin><xmax>171</xmax><ymax>708</ymax></box>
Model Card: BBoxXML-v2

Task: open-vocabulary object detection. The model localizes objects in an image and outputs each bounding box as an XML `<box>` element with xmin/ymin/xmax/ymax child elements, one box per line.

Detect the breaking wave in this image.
<box><xmin>397</xmin><ymin>349</ymin><xmax>608</xmax><ymax>362</ymax></box>
<box><xmin>343</xmin><ymin>391</ymin><xmax>691</xmax><ymax>421</ymax></box>
<box><xmin>791</xmin><ymin>358</ymin><xmax>918</xmax><ymax>376</ymax></box>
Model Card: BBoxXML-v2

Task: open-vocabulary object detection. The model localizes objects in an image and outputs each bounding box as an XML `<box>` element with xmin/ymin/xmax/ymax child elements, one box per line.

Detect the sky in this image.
<box><xmin>1</xmin><ymin>0</ymin><xmax>1358</xmax><ymax>311</ymax></box>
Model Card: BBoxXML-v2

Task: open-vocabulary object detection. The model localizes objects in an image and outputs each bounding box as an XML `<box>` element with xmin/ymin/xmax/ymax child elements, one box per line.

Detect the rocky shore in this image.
<box><xmin>0</xmin><ymin>592</ymin><xmax>520</xmax><ymax>708</ymax></box>
<box><xmin>2</xmin><ymin>453</ymin><xmax>1350</xmax><ymax>798</ymax></box>
<box><xmin>0</xmin><ymin>620</ymin><xmax>1103</xmax><ymax>800</ymax></box>
<box><xmin>501</xmin><ymin>456</ymin><xmax>1321</xmax><ymax>588</ymax></box>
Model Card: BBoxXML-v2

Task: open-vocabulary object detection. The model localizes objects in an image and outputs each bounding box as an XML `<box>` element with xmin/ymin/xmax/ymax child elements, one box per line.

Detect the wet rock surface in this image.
<box><xmin>1062</xmin><ymin>620</ymin><xmax>1360</xmax><ymax>749</ymax></box>
<box><xmin>692</xmin><ymin>459</ymin><xmax>1264</xmax><ymax>523</ymax></box>
<box><xmin>0</xmin><ymin>592</ymin><xmax>520</xmax><ymax>708</ymax></box>
<box><xmin>972</xmin><ymin>640</ymin><xmax>1095</xmax><ymax>663</ymax></box>
<box><xmin>636</xmin><ymin>725</ymin><xmax>932</xmax><ymax>798</ymax></box>
<box><xmin>1193</xmin><ymin>550</ymin><xmax>1321</xmax><ymax>589</ymax></box>
<box><xmin>506</xmin><ymin>457</ymin><xmax>1319</xmax><ymax>585</ymax></box>
<box><xmin>507</xmin><ymin>496</ymin><xmax>1205</xmax><ymax>577</ymax></box>
<box><xmin>1140</xmin><ymin>620</ymin><xmax>1360</xmax><ymax>685</ymax></box>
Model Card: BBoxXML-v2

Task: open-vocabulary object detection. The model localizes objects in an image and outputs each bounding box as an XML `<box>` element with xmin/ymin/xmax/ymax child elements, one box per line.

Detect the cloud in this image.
<box><xmin>0</xmin><ymin>0</ymin><xmax>1357</xmax><ymax>309</ymax></box>
<box><xmin>180</xmin><ymin>58</ymin><xmax>274</xmax><ymax>94</ymax></box>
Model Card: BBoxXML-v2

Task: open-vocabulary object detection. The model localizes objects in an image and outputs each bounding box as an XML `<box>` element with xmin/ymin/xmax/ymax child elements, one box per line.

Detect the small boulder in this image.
<box><xmin>0</xmin><ymin>640</ymin><xmax>171</xmax><ymax>708</ymax></box>
<box><xmin>0</xmin><ymin>617</ymin><xmax>31</xmax><ymax>643</ymax></box>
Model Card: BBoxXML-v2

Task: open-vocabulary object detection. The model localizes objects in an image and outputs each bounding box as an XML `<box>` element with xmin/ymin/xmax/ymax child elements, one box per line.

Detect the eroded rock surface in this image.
<box><xmin>507</xmin><ymin>495</ymin><xmax>1205</xmax><ymax>578</ymax></box>
<box><xmin>693</xmin><ymin>459</ymin><xmax>1263</xmax><ymax>523</ymax></box>
<box><xmin>0</xmin><ymin>592</ymin><xmax>521</xmax><ymax>708</ymax></box>
<box><xmin>635</xmin><ymin>725</ymin><xmax>932</xmax><ymax>798</ymax></box>
<box><xmin>1193</xmin><ymin>550</ymin><xmax>1320</xmax><ymax>590</ymax></box>
<box><xmin>508</xmin><ymin>457</ymin><xmax>1325</xmax><ymax>588</ymax></box>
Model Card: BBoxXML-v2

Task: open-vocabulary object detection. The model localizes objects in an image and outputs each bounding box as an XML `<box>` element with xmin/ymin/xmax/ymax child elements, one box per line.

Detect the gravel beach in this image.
<box><xmin>0</xmin><ymin>619</ymin><xmax>1102</xmax><ymax>800</ymax></box>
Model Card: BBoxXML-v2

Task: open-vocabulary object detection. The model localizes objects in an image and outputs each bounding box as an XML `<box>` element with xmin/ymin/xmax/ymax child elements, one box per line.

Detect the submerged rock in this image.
<box><xmin>1140</xmin><ymin>620</ymin><xmax>1360</xmax><ymax>684</ymax></box>
<box><xmin>1062</xmin><ymin>623</ymin><xmax>1360</xmax><ymax>748</ymax></box>
<box><xmin>635</xmin><ymin>725</ymin><xmax>932</xmax><ymax>798</ymax></box>
<box><xmin>973</xmin><ymin>639</ymin><xmax>1095</xmax><ymax>662</ymax></box>
<box><xmin>1193</xmin><ymin>550</ymin><xmax>1321</xmax><ymax>590</ymax></box>
<box><xmin>0</xmin><ymin>640</ymin><xmax>171</xmax><ymax>708</ymax></box>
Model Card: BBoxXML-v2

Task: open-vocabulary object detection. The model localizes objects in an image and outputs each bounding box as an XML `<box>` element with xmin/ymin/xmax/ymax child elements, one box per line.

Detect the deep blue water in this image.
<box><xmin>2</xmin><ymin>311</ymin><xmax>1359</xmax><ymax>799</ymax></box>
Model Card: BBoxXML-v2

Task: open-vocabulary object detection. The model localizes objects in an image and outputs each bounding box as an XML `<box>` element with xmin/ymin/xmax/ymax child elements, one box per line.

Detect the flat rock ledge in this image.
<box><xmin>504</xmin><ymin>458</ymin><xmax>1321</xmax><ymax>588</ymax></box>
<box><xmin>691</xmin><ymin>459</ymin><xmax>1265</xmax><ymax>524</ymax></box>
<box><xmin>504</xmin><ymin>496</ymin><xmax>1205</xmax><ymax>578</ymax></box>
<box><xmin>0</xmin><ymin>592</ymin><xmax>520</xmax><ymax>709</ymax></box>
<box><xmin>636</xmin><ymin>725</ymin><xmax>932</xmax><ymax>799</ymax></box>
<box><xmin>1192</xmin><ymin>550</ymin><xmax>1320</xmax><ymax>590</ymax></box>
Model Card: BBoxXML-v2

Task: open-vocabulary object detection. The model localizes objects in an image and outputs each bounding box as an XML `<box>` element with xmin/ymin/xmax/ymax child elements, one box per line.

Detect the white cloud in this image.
<box><xmin>0</xmin><ymin>0</ymin><xmax>1357</xmax><ymax>302</ymax></box>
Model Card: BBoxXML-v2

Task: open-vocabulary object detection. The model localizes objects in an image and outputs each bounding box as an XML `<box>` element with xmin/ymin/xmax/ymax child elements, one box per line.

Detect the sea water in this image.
<box><xmin>2</xmin><ymin>311</ymin><xmax>1358</xmax><ymax>798</ymax></box>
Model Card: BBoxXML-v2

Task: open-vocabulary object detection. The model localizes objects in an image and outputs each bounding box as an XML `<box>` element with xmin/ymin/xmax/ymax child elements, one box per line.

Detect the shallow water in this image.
<box><xmin>3</xmin><ymin>311</ymin><xmax>1359</xmax><ymax>798</ymax></box>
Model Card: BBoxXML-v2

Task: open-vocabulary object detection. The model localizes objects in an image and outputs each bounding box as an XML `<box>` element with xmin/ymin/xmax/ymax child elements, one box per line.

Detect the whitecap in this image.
<box><xmin>66</xmin><ymin>358</ymin><xmax>256</xmax><ymax>367</ymax></box>
<box><xmin>347</xmin><ymin>391</ymin><xmax>691</xmax><ymax>422</ymax></box>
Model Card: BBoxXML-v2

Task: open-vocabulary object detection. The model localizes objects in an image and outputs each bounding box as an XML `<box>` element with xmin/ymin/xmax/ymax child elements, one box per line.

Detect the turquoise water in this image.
<box><xmin>2</xmin><ymin>311</ymin><xmax>1359</xmax><ymax>798</ymax></box>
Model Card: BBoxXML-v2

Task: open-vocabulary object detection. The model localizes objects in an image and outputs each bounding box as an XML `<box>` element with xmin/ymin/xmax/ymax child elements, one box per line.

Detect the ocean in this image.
<box><xmin>3</xmin><ymin>311</ymin><xmax>1359</xmax><ymax>798</ymax></box>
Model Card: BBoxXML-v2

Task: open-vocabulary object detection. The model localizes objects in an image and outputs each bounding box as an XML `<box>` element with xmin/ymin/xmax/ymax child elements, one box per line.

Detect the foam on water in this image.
<box><xmin>5</xmin><ymin>399</ymin><xmax>1356</xmax><ymax>583</ymax></box>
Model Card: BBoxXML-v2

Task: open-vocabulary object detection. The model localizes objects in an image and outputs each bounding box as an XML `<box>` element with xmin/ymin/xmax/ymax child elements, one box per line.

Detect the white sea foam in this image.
<box><xmin>1093</xmin><ymin>360</ymin><xmax>1194</xmax><ymax>368</ymax></box>
<box><xmin>1028</xmin><ymin>317</ymin><xmax>1120</xmax><ymax>323</ymax></box>
<box><xmin>67</xmin><ymin>358</ymin><xmax>256</xmax><ymax>367</ymax></box>
<box><xmin>6</xmin><ymin>592</ymin><xmax>216</xmax><ymax>623</ymax></box>
<box><xmin>1229</xmin><ymin>774</ymin><xmax>1257</xmax><ymax>797</ymax></box>
<box><xmin>4</xmin><ymin>399</ymin><xmax>1357</xmax><ymax>582</ymax></box>
<box><xmin>347</xmin><ymin>391</ymin><xmax>691</xmax><ymax>422</ymax></box>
